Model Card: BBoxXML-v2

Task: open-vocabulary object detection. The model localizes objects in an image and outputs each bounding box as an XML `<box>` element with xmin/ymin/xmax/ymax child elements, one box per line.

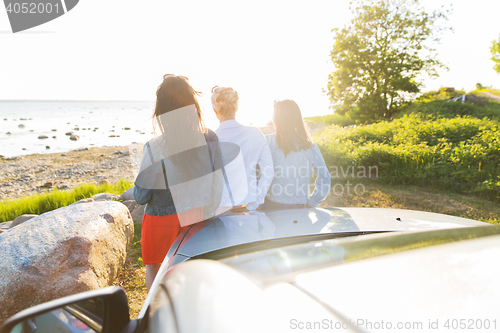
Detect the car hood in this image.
<box><xmin>292</xmin><ymin>233</ymin><xmax>500</xmax><ymax>331</ymax></box>
<box><xmin>173</xmin><ymin>207</ymin><xmax>487</xmax><ymax>259</ymax></box>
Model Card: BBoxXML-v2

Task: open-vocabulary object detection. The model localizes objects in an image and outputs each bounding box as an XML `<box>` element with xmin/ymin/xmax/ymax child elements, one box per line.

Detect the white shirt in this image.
<box><xmin>216</xmin><ymin>120</ymin><xmax>274</xmax><ymax>211</ymax></box>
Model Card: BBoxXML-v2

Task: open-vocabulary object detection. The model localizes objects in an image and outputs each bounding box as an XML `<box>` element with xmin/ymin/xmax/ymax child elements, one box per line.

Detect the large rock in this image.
<box><xmin>120</xmin><ymin>186</ymin><xmax>135</xmax><ymax>201</ymax></box>
<box><xmin>131</xmin><ymin>204</ymin><xmax>145</xmax><ymax>224</ymax></box>
<box><xmin>10</xmin><ymin>214</ymin><xmax>38</xmax><ymax>228</ymax></box>
<box><xmin>74</xmin><ymin>198</ymin><xmax>94</xmax><ymax>204</ymax></box>
<box><xmin>0</xmin><ymin>221</ymin><xmax>12</xmax><ymax>234</ymax></box>
<box><xmin>0</xmin><ymin>201</ymin><xmax>134</xmax><ymax>324</ymax></box>
<box><xmin>122</xmin><ymin>200</ymin><xmax>138</xmax><ymax>213</ymax></box>
<box><xmin>92</xmin><ymin>193</ymin><xmax>120</xmax><ymax>201</ymax></box>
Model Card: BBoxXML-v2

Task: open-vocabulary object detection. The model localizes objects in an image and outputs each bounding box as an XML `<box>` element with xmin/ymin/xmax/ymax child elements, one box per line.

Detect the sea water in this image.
<box><xmin>0</xmin><ymin>100</ymin><xmax>158</xmax><ymax>157</ymax></box>
<box><xmin>0</xmin><ymin>100</ymin><xmax>273</xmax><ymax>157</ymax></box>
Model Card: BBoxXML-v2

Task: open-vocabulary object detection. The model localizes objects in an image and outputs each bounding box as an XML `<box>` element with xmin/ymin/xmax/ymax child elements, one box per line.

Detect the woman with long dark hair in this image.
<box><xmin>134</xmin><ymin>75</ymin><xmax>223</xmax><ymax>289</ymax></box>
<box><xmin>262</xmin><ymin>99</ymin><xmax>330</xmax><ymax>209</ymax></box>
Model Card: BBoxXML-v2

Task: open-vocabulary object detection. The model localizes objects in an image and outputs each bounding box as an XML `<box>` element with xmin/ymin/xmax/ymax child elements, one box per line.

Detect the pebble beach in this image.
<box><xmin>0</xmin><ymin>146</ymin><xmax>138</xmax><ymax>200</ymax></box>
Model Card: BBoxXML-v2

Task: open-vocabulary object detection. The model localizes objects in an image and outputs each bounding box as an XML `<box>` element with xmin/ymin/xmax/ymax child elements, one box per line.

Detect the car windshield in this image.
<box><xmin>220</xmin><ymin>224</ymin><xmax>500</xmax><ymax>287</ymax></box>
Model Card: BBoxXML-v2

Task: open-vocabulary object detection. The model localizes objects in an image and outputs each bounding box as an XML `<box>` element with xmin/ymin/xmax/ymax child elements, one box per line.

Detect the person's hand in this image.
<box><xmin>231</xmin><ymin>205</ymin><xmax>249</xmax><ymax>213</ymax></box>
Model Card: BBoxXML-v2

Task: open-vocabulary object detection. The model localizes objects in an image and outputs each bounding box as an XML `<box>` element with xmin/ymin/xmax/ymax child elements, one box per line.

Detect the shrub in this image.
<box><xmin>314</xmin><ymin>113</ymin><xmax>500</xmax><ymax>201</ymax></box>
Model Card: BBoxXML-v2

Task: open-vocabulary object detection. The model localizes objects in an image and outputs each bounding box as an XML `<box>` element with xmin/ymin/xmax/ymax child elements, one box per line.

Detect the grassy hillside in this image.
<box><xmin>310</xmin><ymin>97</ymin><xmax>500</xmax><ymax>202</ymax></box>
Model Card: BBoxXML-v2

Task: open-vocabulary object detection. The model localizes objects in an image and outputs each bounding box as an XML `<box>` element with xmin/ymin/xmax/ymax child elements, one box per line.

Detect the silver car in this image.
<box><xmin>1</xmin><ymin>207</ymin><xmax>499</xmax><ymax>333</ymax></box>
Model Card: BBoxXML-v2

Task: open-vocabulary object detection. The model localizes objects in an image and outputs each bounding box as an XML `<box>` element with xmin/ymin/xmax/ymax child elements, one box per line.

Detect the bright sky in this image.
<box><xmin>1</xmin><ymin>0</ymin><xmax>499</xmax><ymax>126</ymax></box>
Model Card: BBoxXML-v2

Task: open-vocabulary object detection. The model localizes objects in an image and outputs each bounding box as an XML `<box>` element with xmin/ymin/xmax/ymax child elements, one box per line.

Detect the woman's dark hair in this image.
<box><xmin>152</xmin><ymin>76</ymin><xmax>207</xmax><ymax>181</ymax></box>
<box><xmin>153</xmin><ymin>76</ymin><xmax>205</xmax><ymax>132</ymax></box>
<box><xmin>273</xmin><ymin>99</ymin><xmax>312</xmax><ymax>157</ymax></box>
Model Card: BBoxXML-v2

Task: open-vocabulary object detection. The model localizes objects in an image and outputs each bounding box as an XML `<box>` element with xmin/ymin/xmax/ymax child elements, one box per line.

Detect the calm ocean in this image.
<box><xmin>0</xmin><ymin>100</ymin><xmax>228</xmax><ymax>157</ymax></box>
<box><xmin>0</xmin><ymin>100</ymin><xmax>274</xmax><ymax>157</ymax></box>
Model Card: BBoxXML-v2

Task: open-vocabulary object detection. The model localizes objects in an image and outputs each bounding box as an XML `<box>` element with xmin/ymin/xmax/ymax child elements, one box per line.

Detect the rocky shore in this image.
<box><xmin>0</xmin><ymin>146</ymin><xmax>137</xmax><ymax>200</ymax></box>
<box><xmin>0</xmin><ymin>124</ymin><xmax>276</xmax><ymax>201</ymax></box>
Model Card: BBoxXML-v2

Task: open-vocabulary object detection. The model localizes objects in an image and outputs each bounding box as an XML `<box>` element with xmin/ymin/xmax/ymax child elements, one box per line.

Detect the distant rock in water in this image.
<box><xmin>6</xmin><ymin>132</ymin><xmax>11</xmax><ymax>135</ymax></box>
<box><xmin>124</xmin><ymin>127</ymin><xmax>131</xmax><ymax>130</ymax></box>
<box><xmin>52</xmin><ymin>136</ymin><xmax>56</xmax><ymax>139</ymax></box>
<box><xmin>52</xmin><ymin>129</ymin><xmax>57</xmax><ymax>132</ymax></box>
<box><xmin>18</xmin><ymin>124</ymin><xmax>25</xmax><ymax>128</ymax></box>
<box><xmin>38</xmin><ymin>135</ymin><xmax>48</xmax><ymax>140</ymax></box>
<box><xmin>0</xmin><ymin>201</ymin><xmax>134</xmax><ymax>324</ymax></box>
<box><xmin>65</xmin><ymin>131</ymin><xmax>74</xmax><ymax>136</ymax></box>
<box><xmin>46</xmin><ymin>146</ymin><xmax>50</xmax><ymax>149</ymax></box>
<box><xmin>70</xmin><ymin>135</ymin><xmax>79</xmax><ymax>141</ymax></box>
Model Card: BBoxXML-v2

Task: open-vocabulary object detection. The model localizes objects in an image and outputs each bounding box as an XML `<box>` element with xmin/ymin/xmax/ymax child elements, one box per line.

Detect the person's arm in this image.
<box><xmin>203</xmin><ymin>135</ymin><xmax>224</xmax><ymax>219</ymax></box>
<box><xmin>134</xmin><ymin>184</ymin><xmax>152</xmax><ymax>205</ymax></box>
<box><xmin>246</xmin><ymin>140</ymin><xmax>274</xmax><ymax>211</ymax></box>
<box><xmin>307</xmin><ymin>143</ymin><xmax>331</xmax><ymax>207</ymax></box>
<box><xmin>133</xmin><ymin>142</ymin><xmax>155</xmax><ymax>205</ymax></box>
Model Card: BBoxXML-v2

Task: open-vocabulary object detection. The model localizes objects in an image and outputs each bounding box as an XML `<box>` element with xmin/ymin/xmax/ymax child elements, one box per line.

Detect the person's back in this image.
<box><xmin>262</xmin><ymin>99</ymin><xmax>330</xmax><ymax>209</ymax></box>
<box><xmin>212</xmin><ymin>86</ymin><xmax>274</xmax><ymax>211</ymax></box>
<box><xmin>133</xmin><ymin>75</ymin><xmax>223</xmax><ymax>290</ymax></box>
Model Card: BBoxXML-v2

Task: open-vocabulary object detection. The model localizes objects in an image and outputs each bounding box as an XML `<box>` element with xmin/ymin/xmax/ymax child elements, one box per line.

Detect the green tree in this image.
<box><xmin>327</xmin><ymin>0</ymin><xmax>450</xmax><ymax>123</ymax></box>
<box><xmin>491</xmin><ymin>34</ymin><xmax>500</xmax><ymax>74</ymax></box>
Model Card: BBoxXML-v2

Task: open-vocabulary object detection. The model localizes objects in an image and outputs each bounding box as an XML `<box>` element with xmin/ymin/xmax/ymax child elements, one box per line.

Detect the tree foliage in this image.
<box><xmin>491</xmin><ymin>34</ymin><xmax>500</xmax><ymax>74</ymax></box>
<box><xmin>327</xmin><ymin>0</ymin><xmax>450</xmax><ymax>123</ymax></box>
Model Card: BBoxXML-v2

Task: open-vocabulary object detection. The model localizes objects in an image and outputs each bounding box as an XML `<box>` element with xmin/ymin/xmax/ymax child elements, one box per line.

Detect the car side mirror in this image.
<box><xmin>0</xmin><ymin>286</ymin><xmax>130</xmax><ymax>333</ymax></box>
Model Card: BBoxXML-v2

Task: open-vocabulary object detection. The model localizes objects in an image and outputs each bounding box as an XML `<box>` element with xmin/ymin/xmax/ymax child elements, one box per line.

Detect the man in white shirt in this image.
<box><xmin>212</xmin><ymin>87</ymin><xmax>274</xmax><ymax>211</ymax></box>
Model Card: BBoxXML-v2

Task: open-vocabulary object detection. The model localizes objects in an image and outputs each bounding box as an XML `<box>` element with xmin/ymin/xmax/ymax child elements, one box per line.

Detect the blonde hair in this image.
<box><xmin>211</xmin><ymin>86</ymin><xmax>239</xmax><ymax>117</ymax></box>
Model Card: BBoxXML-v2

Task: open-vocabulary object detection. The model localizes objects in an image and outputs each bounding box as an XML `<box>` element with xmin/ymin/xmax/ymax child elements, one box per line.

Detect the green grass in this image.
<box><xmin>312</xmin><ymin>97</ymin><xmax>500</xmax><ymax>202</ymax></box>
<box><xmin>0</xmin><ymin>179</ymin><xmax>132</xmax><ymax>223</ymax></box>
<box><xmin>114</xmin><ymin>222</ymin><xmax>146</xmax><ymax>319</ymax></box>
<box><xmin>321</xmin><ymin>179</ymin><xmax>500</xmax><ymax>223</ymax></box>
<box><xmin>306</xmin><ymin>113</ymin><xmax>356</xmax><ymax>127</ymax></box>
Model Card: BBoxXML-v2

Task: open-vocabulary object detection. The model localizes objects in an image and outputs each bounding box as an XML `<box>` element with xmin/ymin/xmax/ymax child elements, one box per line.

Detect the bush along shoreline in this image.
<box><xmin>311</xmin><ymin>98</ymin><xmax>500</xmax><ymax>202</ymax></box>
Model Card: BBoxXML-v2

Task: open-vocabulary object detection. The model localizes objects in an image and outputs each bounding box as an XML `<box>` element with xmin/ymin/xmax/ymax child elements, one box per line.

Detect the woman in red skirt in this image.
<box><xmin>134</xmin><ymin>75</ymin><xmax>223</xmax><ymax>290</ymax></box>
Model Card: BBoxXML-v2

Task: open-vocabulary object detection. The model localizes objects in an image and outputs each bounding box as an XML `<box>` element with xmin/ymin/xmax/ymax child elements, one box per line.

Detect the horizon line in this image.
<box><xmin>0</xmin><ymin>99</ymin><xmax>155</xmax><ymax>103</ymax></box>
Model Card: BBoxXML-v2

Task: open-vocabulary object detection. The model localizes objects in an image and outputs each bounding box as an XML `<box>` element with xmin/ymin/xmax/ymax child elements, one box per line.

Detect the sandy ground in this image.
<box><xmin>0</xmin><ymin>146</ymin><xmax>136</xmax><ymax>200</ymax></box>
<box><xmin>480</xmin><ymin>91</ymin><xmax>500</xmax><ymax>102</ymax></box>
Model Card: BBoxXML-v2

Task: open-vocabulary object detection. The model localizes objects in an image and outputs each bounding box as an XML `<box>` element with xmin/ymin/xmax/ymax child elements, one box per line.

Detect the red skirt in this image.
<box><xmin>141</xmin><ymin>208</ymin><xmax>203</xmax><ymax>265</ymax></box>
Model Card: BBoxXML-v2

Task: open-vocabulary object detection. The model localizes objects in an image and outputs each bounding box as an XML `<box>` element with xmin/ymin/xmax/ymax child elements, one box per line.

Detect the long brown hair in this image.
<box><xmin>153</xmin><ymin>76</ymin><xmax>207</xmax><ymax>179</ymax></box>
<box><xmin>153</xmin><ymin>76</ymin><xmax>205</xmax><ymax>134</ymax></box>
<box><xmin>273</xmin><ymin>99</ymin><xmax>312</xmax><ymax>157</ymax></box>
